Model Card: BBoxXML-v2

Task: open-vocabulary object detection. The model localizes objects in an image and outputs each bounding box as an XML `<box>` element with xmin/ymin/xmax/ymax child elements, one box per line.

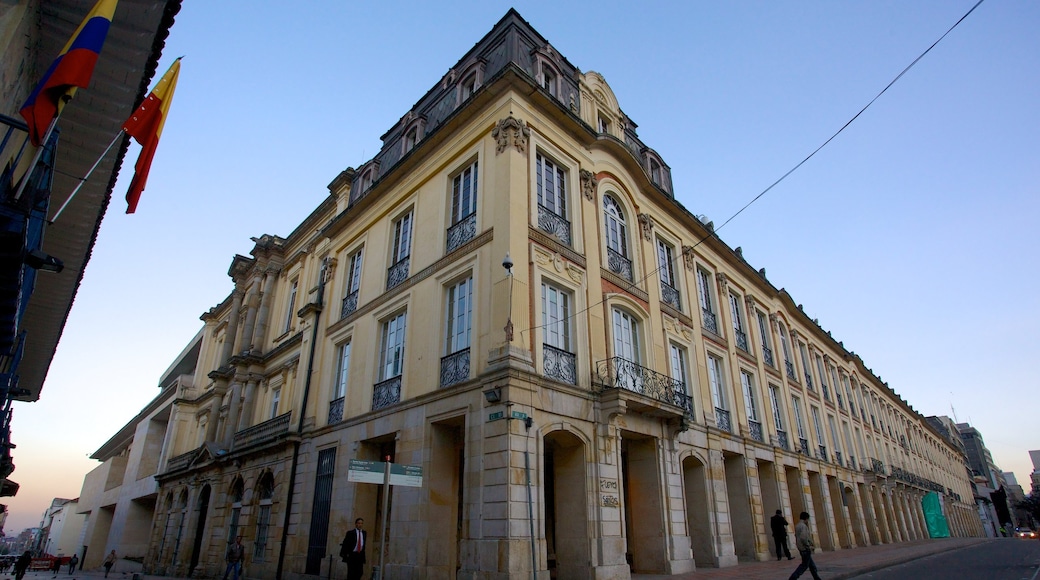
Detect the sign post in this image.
<box><xmin>346</xmin><ymin>458</ymin><xmax>424</xmax><ymax>579</ymax></box>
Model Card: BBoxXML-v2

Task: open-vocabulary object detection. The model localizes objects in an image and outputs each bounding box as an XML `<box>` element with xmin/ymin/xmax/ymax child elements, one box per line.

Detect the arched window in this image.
<box><xmin>227</xmin><ymin>478</ymin><xmax>244</xmax><ymax>543</ymax></box>
<box><xmin>603</xmin><ymin>195</ymin><xmax>632</xmax><ymax>281</ymax></box>
<box><xmin>254</xmin><ymin>473</ymin><xmax>275</xmax><ymax>560</ymax></box>
<box><xmin>611</xmin><ymin>307</ymin><xmax>643</xmax><ymax>392</ymax></box>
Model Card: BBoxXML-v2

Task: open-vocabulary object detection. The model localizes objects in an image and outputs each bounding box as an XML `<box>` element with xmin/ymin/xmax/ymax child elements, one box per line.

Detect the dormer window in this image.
<box><xmin>598</xmin><ymin>114</ymin><xmax>610</xmax><ymax>135</ymax></box>
<box><xmin>461</xmin><ymin>73</ymin><xmax>477</xmax><ymax>101</ymax></box>
<box><xmin>404</xmin><ymin>127</ymin><xmax>418</xmax><ymax>154</ymax></box>
<box><xmin>650</xmin><ymin>159</ymin><xmax>662</xmax><ymax>186</ymax></box>
<box><xmin>541</xmin><ymin>66</ymin><xmax>557</xmax><ymax>98</ymax></box>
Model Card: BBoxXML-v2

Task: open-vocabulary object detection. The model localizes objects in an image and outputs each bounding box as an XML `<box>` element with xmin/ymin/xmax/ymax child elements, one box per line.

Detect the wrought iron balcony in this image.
<box><xmin>762</xmin><ymin>345</ymin><xmax>774</xmax><ymax>367</ymax></box>
<box><xmin>804</xmin><ymin>373</ymin><xmax>814</xmax><ymax>391</ymax></box>
<box><xmin>701</xmin><ymin>308</ymin><xmax>718</xmax><ymax>334</ymax></box>
<box><xmin>834</xmin><ymin>451</ymin><xmax>843</xmax><ymax>467</ymax></box>
<box><xmin>849</xmin><ymin>456</ymin><xmax>857</xmax><ymax>471</ymax></box>
<box><xmin>799</xmin><ymin>438</ymin><xmax>810</xmax><ymax>456</ymax></box>
<box><xmin>818</xmin><ymin>445</ymin><xmax>827</xmax><ymax>462</ymax></box>
<box><xmin>341</xmin><ymin>290</ymin><xmax>359</xmax><ymax>319</ymax></box>
<box><xmin>871</xmin><ymin>458</ymin><xmax>886</xmax><ymax>474</ymax></box>
<box><xmin>821</xmin><ymin>384</ymin><xmax>830</xmax><ymax>401</ymax></box>
<box><xmin>715</xmin><ymin>408</ymin><xmax>732</xmax><ymax>432</ymax></box>
<box><xmin>735</xmin><ymin>330</ymin><xmax>749</xmax><ymax>353</ymax></box>
<box><xmin>776</xmin><ymin>429</ymin><xmax>789</xmax><ymax>450</ymax></box>
<box><xmin>595</xmin><ymin>357</ymin><xmax>688</xmax><ymax>413</ymax></box>
<box><xmin>440</xmin><ymin>348</ymin><xmax>470</xmax><ymax>388</ymax></box>
<box><xmin>372</xmin><ymin>376</ymin><xmax>402</xmax><ymax>410</ymax></box>
<box><xmin>232</xmin><ymin>412</ymin><xmax>292</xmax><ymax>451</ymax></box>
<box><xmin>537</xmin><ymin>204</ymin><xmax>571</xmax><ymax>246</ymax></box>
<box><xmin>386</xmin><ymin>257</ymin><xmax>410</xmax><ymax>290</ymax></box>
<box><xmin>606</xmin><ymin>247</ymin><xmax>633</xmax><ymax>281</ymax></box>
<box><xmin>748</xmin><ymin>420</ymin><xmax>764</xmax><ymax>442</ymax></box>
<box><xmin>446</xmin><ymin>213</ymin><xmax>477</xmax><ymax>253</ymax></box>
<box><xmin>661</xmin><ymin>282</ymin><xmax>681</xmax><ymax>311</ymax></box>
<box><xmin>543</xmin><ymin>344</ymin><xmax>577</xmax><ymax>385</ymax></box>
<box><xmin>785</xmin><ymin>360</ymin><xmax>797</xmax><ymax>380</ymax></box>
<box><xmin>328</xmin><ymin>397</ymin><xmax>344</xmax><ymax>424</ymax></box>
<box><xmin>672</xmin><ymin>390</ymin><xmax>695</xmax><ymax>416</ymax></box>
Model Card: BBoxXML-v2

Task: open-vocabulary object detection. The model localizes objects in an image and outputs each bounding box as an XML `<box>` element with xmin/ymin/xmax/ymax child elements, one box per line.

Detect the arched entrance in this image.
<box><xmin>189</xmin><ymin>484</ymin><xmax>211</xmax><ymax>575</ymax></box>
<box><xmin>682</xmin><ymin>455</ymin><xmax>713</xmax><ymax>568</ymax></box>
<box><xmin>844</xmin><ymin>484</ymin><xmax>865</xmax><ymax>547</ymax></box>
<box><xmin>543</xmin><ymin>430</ymin><xmax>590</xmax><ymax>579</ymax></box>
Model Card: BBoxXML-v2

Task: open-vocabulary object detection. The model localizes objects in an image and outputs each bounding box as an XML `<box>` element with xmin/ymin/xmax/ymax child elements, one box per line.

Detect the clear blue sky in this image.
<box><xmin>6</xmin><ymin>0</ymin><xmax>1038</xmax><ymax>533</ymax></box>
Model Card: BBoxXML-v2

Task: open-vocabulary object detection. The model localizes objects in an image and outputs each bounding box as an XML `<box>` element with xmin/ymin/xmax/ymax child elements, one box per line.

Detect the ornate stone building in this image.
<box><xmin>139</xmin><ymin>10</ymin><xmax>981</xmax><ymax>580</ymax></box>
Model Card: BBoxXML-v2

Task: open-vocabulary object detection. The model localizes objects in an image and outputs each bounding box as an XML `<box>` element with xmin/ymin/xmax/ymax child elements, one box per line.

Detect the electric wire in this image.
<box><xmin>516</xmin><ymin>0</ymin><xmax>986</xmax><ymax>343</ymax></box>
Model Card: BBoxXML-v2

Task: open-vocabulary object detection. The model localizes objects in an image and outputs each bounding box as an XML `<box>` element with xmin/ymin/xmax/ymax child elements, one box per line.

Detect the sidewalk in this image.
<box><xmin>632</xmin><ymin>537</ymin><xmax>991</xmax><ymax>580</ymax></box>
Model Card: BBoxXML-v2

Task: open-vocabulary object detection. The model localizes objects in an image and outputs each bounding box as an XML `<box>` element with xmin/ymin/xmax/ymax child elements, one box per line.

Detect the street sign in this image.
<box><xmin>488</xmin><ymin>411</ymin><xmax>505</xmax><ymax>421</ymax></box>
<box><xmin>347</xmin><ymin>459</ymin><xmax>386</xmax><ymax>484</ymax></box>
<box><xmin>389</xmin><ymin>463</ymin><xmax>423</xmax><ymax>487</ymax></box>
<box><xmin>510</xmin><ymin>411</ymin><xmax>528</xmax><ymax>420</ymax></box>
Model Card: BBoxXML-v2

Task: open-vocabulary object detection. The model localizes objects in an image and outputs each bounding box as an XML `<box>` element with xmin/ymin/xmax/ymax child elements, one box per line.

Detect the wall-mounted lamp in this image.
<box><xmin>483</xmin><ymin>387</ymin><xmax>502</xmax><ymax>404</ymax></box>
<box><xmin>502</xmin><ymin>252</ymin><xmax>514</xmax><ymax>342</ymax></box>
<box><xmin>24</xmin><ymin>249</ymin><xmax>63</xmax><ymax>273</ymax></box>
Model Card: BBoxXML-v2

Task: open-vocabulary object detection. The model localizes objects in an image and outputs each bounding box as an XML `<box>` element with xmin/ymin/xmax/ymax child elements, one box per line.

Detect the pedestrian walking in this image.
<box><xmin>67</xmin><ymin>555</ymin><xmax>78</xmax><ymax>574</ymax></box>
<box><xmin>14</xmin><ymin>551</ymin><xmax>31</xmax><ymax>580</ymax></box>
<box><xmin>222</xmin><ymin>536</ymin><xmax>245</xmax><ymax>580</ymax></box>
<box><xmin>788</xmin><ymin>511</ymin><xmax>823</xmax><ymax>580</ymax></box>
<box><xmin>103</xmin><ymin>550</ymin><xmax>117</xmax><ymax>578</ymax></box>
<box><xmin>340</xmin><ymin>517</ymin><xmax>367</xmax><ymax>580</ymax></box>
<box><xmin>771</xmin><ymin>509</ymin><xmax>794</xmax><ymax>560</ymax></box>
<box><xmin>51</xmin><ymin>557</ymin><xmax>61</xmax><ymax>577</ymax></box>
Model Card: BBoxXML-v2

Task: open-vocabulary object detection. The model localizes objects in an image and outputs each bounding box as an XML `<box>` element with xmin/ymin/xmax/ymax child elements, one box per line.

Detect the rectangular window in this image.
<box><xmin>270</xmin><ymin>387</ymin><xmax>281</xmax><ymax>418</ymax></box>
<box><xmin>707</xmin><ymin>355</ymin><xmax>725</xmax><ymax>409</ymax></box>
<box><xmin>769</xmin><ymin>384</ymin><xmax>785</xmax><ymax>431</ymax></box>
<box><xmin>740</xmin><ymin>371</ymin><xmax>758</xmax><ymax>421</ymax></box>
<box><xmin>392</xmin><ymin>211</ymin><xmax>413</xmax><ymax>264</ymax></box>
<box><xmin>380</xmin><ymin>312</ymin><xmax>407</xmax><ymax>380</ymax></box>
<box><xmin>657</xmin><ymin>239</ymin><xmax>680</xmax><ymax>311</ymax></box>
<box><xmin>730</xmin><ymin>294</ymin><xmax>748</xmax><ymax>352</ymax></box>
<box><xmin>598</xmin><ymin>114</ymin><xmax>610</xmax><ymax>134</ymax></box>
<box><xmin>346</xmin><ymin>249</ymin><xmax>363</xmax><ymax>294</ymax></box>
<box><xmin>815</xmin><ymin>355</ymin><xmax>829</xmax><ymax>400</ymax></box>
<box><xmin>841</xmin><ymin>374</ymin><xmax>855</xmax><ymax>415</ymax></box>
<box><xmin>612</xmin><ymin>308</ymin><xmax>639</xmax><ymax>363</ymax></box>
<box><xmin>451</xmin><ymin>161</ymin><xmax>478</xmax><ymax>224</ymax></box>
<box><xmin>541</xmin><ymin>283</ymin><xmax>571</xmax><ymax>351</ymax></box>
<box><xmin>254</xmin><ymin>504</ymin><xmax>271</xmax><ymax>560</ymax></box>
<box><xmin>536</xmin><ymin>153</ymin><xmax>567</xmax><ymax>218</ymax></box>
<box><xmin>757</xmin><ymin>311</ymin><xmax>774</xmax><ymax>367</ymax></box>
<box><xmin>696</xmin><ymin>268</ymin><xmax>718</xmax><ymax>333</ymax></box>
<box><xmin>811</xmin><ymin>406</ymin><xmax>825</xmax><ymax>446</ymax></box>
<box><xmin>829</xmin><ymin>415</ymin><xmax>842</xmax><ymax>461</ymax></box>
<box><xmin>445</xmin><ymin>276</ymin><xmax>473</xmax><ymax>354</ymax></box>
<box><xmin>799</xmin><ymin>342</ymin><xmax>813</xmax><ymax>390</ymax></box>
<box><xmin>792</xmin><ymin>395</ymin><xmax>806</xmax><ymax>439</ymax></box>
<box><xmin>334</xmin><ymin>342</ymin><xmax>351</xmax><ymax>399</ymax></box>
<box><xmin>284</xmin><ymin>279</ymin><xmax>298</xmax><ymax>332</ymax></box>
<box><xmin>669</xmin><ymin>343</ymin><xmax>689</xmax><ymax>390</ymax></box>
<box><xmin>541</xmin><ymin>67</ymin><xmax>557</xmax><ymax>97</ymax></box>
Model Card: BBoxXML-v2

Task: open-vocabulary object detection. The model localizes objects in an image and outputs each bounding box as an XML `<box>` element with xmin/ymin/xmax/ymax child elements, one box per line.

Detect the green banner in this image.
<box><xmin>921</xmin><ymin>491</ymin><xmax>951</xmax><ymax>538</ymax></box>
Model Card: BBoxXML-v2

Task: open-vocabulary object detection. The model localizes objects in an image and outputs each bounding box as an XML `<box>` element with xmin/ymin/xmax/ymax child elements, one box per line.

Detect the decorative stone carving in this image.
<box><xmin>769</xmin><ymin>312</ymin><xmax>778</xmax><ymax>329</ymax></box>
<box><xmin>566</xmin><ymin>264</ymin><xmax>584</xmax><ymax>284</ymax></box>
<box><xmin>682</xmin><ymin>245</ymin><xmax>696</xmax><ymax>271</ymax></box>
<box><xmin>745</xmin><ymin>294</ymin><xmax>757</xmax><ymax>313</ymax></box>
<box><xmin>580</xmin><ymin>169</ymin><xmax>597</xmax><ymax>201</ymax></box>
<box><xmin>492</xmin><ymin>115</ymin><xmax>529</xmax><ymax>154</ymax></box>
<box><xmin>717</xmin><ymin>272</ymin><xmax>729</xmax><ymax>290</ymax></box>
<box><xmin>638</xmin><ymin>213</ymin><xmax>654</xmax><ymax>241</ymax></box>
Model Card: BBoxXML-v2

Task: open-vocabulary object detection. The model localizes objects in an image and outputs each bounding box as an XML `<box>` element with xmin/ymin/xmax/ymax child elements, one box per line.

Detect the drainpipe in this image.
<box><xmin>276</xmin><ymin>258</ymin><xmax>330</xmax><ymax>579</ymax></box>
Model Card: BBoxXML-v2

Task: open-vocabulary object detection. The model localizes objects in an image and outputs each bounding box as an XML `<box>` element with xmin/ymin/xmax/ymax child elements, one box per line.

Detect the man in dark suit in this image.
<box><xmin>340</xmin><ymin>517</ymin><xmax>367</xmax><ymax>580</ymax></box>
<box><xmin>771</xmin><ymin>509</ymin><xmax>794</xmax><ymax>560</ymax></box>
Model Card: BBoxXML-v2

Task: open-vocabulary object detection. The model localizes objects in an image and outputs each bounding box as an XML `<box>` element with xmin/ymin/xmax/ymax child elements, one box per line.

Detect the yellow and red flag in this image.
<box><xmin>123</xmin><ymin>58</ymin><xmax>181</xmax><ymax>214</ymax></box>
<box><xmin>19</xmin><ymin>0</ymin><xmax>118</xmax><ymax>146</ymax></box>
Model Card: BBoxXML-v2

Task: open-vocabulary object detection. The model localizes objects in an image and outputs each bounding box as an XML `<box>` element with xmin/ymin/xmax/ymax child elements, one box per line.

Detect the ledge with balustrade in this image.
<box><xmin>594</xmin><ymin>357</ymin><xmax>693</xmax><ymax>418</ymax></box>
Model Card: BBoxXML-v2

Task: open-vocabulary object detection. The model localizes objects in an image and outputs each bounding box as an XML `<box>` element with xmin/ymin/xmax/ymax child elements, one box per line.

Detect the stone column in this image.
<box><xmin>238</xmin><ymin>275</ymin><xmax>262</xmax><ymax>354</ymax></box>
<box><xmin>221</xmin><ymin>290</ymin><xmax>244</xmax><ymax>365</ymax></box>
<box><xmin>251</xmin><ymin>270</ymin><xmax>278</xmax><ymax>355</ymax></box>
<box><xmin>237</xmin><ymin>375</ymin><xmax>261</xmax><ymax>431</ymax></box>
<box><xmin>708</xmin><ymin>448</ymin><xmax>738</xmax><ymax>568</ymax></box>
<box><xmin>205</xmin><ymin>380</ymin><xmax>227</xmax><ymax>443</ymax></box>
<box><xmin>872</xmin><ymin>486</ymin><xmax>892</xmax><ymax>543</ymax></box>
<box><xmin>222</xmin><ymin>379</ymin><xmax>243</xmax><ymax>445</ymax></box>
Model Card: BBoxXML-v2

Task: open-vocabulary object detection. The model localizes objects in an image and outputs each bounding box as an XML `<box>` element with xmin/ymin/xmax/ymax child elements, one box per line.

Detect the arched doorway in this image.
<box><xmin>189</xmin><ymin>484</ymin><xmax>211</xmax><ymax>575</ymax></box>
<box><xmin>543</xmin><ymin>430</ymin><xmax>590</xmax><ymax>579</ymax></box>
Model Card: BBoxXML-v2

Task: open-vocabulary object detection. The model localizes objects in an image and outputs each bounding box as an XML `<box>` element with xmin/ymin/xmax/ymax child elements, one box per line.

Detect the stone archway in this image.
<box><xmin>544</xmin><ymin>430</ymin><xmax>591</xmax><ymax>579</ymax></box>
<box><xmin>682</xmin><ymin>455</ymin><xmax>714</xmax><ymax>568</ymax></box>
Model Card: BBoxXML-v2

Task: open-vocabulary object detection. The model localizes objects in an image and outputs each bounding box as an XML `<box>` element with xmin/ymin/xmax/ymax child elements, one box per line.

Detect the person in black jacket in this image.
<box><xmin>340</xmin><ymin>518</ymin><xmax>367</xmax><ymax>580</ymax></box>
<box><xmin>14</xmin><ymin>551</ymin><xmax>32</xmax><ymax>580</ymax></box>
<box><xmin>771</xmin><ymin>509</ymin><xmax>794</xmax><ymax>560</ymax></box>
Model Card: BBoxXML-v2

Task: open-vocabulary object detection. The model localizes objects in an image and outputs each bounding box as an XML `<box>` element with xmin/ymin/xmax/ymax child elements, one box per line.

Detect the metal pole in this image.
<box><xmin>50</xmin><ymin>130</ymin><xmax>123</xmax><ymax>222</ymax></box>
<box><xmin>12</xmin><ymin>116</ymin><xmax>59</xmax><ymax>201</ymax></box>
<box><xmin>378</xmin><ymin>460</ymin><xmax>391</xmax><ymax>580</ymax></box>
<box><xmin>525</xmin><ymin>449</ymin><xmax>536</xmax><ymax>580</ymax></box>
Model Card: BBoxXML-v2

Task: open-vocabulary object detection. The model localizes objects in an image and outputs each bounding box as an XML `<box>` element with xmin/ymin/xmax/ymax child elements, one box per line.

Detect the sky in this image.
<box><xmin>4</xmin><ymin>0</ymin><xmax>1039</xmax><ymax>533</ymax></box>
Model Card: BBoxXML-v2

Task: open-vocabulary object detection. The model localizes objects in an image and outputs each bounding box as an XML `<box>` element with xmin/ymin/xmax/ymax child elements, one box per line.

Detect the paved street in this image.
<box><xmin>848</xmin><ymin>539</ymin><xmax>1040</xmax><ymax>580</ymax></box>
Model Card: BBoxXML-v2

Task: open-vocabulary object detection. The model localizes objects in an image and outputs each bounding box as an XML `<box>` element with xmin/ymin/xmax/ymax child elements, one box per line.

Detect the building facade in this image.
<box><xmin>129</xmin><ymin>10</ymin><xmax>981</xmax><ymax>580</ymax></box>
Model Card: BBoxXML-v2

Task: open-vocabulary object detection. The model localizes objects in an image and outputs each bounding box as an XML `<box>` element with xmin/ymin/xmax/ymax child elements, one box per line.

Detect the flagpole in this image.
<box><xmin>11</xmin><ymin>115</ymin><xmax>61</xmax><ymax>202</ymax></box>
<box><xmin>50</xmin><ymin>130</ymin><xmax>124</xmax><ymax>224</ymax></box>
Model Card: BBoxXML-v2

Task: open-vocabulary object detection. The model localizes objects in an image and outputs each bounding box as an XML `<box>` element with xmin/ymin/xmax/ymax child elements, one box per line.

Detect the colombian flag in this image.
<box><xmin>19</xmin><ymin>0</ymin><xmax>118</xmax><ymax>146</ymax></box>
<box><xmin>123</xmin><ymin>58</ymin><xmax>181</xmax><ymax>214</ymax></box>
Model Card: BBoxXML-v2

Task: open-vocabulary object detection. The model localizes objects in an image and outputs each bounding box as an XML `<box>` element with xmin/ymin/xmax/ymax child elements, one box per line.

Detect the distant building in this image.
<box><xmin>36</xmin><ymin>498</ymin><xmax>84</xmax><ymax>557</ymax></box>
<box><xmin>1030</xmin><ymin>450</ymin><xmax>1040</xmax><ymax>493</ymax></box>
<box><xmin>81</xmin><ymin>9</ymin><xmax>982</xmax><ymax>579</ymax></box>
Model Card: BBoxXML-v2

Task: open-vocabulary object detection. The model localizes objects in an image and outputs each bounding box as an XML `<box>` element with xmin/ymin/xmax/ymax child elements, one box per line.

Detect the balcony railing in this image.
<box><xmin>871</xmin><ymin>458</ymin><xmax>886</xmax><ymax>475</ymax></box>
<box><xmin>804</xmin><ymin>374</ymin><xmax>814</xmax><ymax>391</ymax></box>
<box><xmin>818</xmin><ymin>445</ymin><xmax>827</xmax><ymax>462</ymax></box>
<box><xmin>762</xmin><ymin>345</ymin><xmax>774</xmax><ymax>367</ymax></box>
<box><xmin>595</xmin><ymin>357</ymin><xmax>688</xmax><ymax>413</ymax></box>
<box><xmin>232</xmin><ymin>412</ymin><xmax>292</xmax><ymax>450</ymax></box>
<box><xmin>735</xmin><ymin>330</ymin><xmax>749</xmax><ymax>353</ymax></box>
<box><xmin>372</xmin><ymin>376</ymin><xmax>402</xmax><ymax>410</ymax></box>
<box><xmin>446</xmin><ymin>213</ymin><xmax>477</xmax><ymax>253</ymax></box>
<box><xmin>661</xmin><ymin>282</ymin><xmax>681</xmax><ymax>311</ymax></box>
<box><xmin>165</xmin><ymin>447</ymin><xmax>200</xmax><ymax>472</ymax></box>
<box><xmin>606</xmin><ymin>247</ymin><xmax>633</xmax><ymax>281</ymax></box>
<box><xmin>748</xmin><ymin>420</ymin><xmax>764</xmax><ymax>442</ymax></box>
<box><xmin>799</xmin><ymin>437</ymin><xmax>810</xmax><ymax>456</ymax></box>
<box><xmin>776</xmin><ymin>429</ymin><xmax>789</xmax><ymax>450</ymax></box>
<box><xmin>701</xmin><ymin>309</ymin><xmax>718</xmax><ymax>334</ymax></box>
<box><xmin>537</xmin><ymin>204</ymin><xmax>571</xmax><ymax>246</ymax></box>
<box><xmin>834</xmin><ymin>451</ymin><xmax>843</xmax><ymax>467</ymax></box>
<box><xmin>672</xmin><ymin>390</ymin><xmax>695</xmax><ymax>416</ymax></box>
<box><xmin>715</xmin><ymin>408</ymin><xmax>732</xmax><ymax>432</ymax></box>
<box><xmin>328</xmin><ymin>397</ymin><xmax>344</xmax><ymax>424</ymax></box>
<box><xmin>544</xmin><ymin>344</ymin><xmax>577</xmax><ymax>385</ymax></box>
<box><xmin>440</xmin><ymin>348</ymin><xmax>470</xmax><ymax>388</ymax></box>
<box><xmin>785</xmin><ymin>360</ymin><xmax>797</xmax><ymax>380</ymax></box>
<box><xmin>341</xmin><ymin>290</ymin><xmax>359</xmax><ymax>319</ymax></box>
<box><xmin>386</xmin><ymin>257</ymin><xmax>410</xmax><ymax>290</ymax></box>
